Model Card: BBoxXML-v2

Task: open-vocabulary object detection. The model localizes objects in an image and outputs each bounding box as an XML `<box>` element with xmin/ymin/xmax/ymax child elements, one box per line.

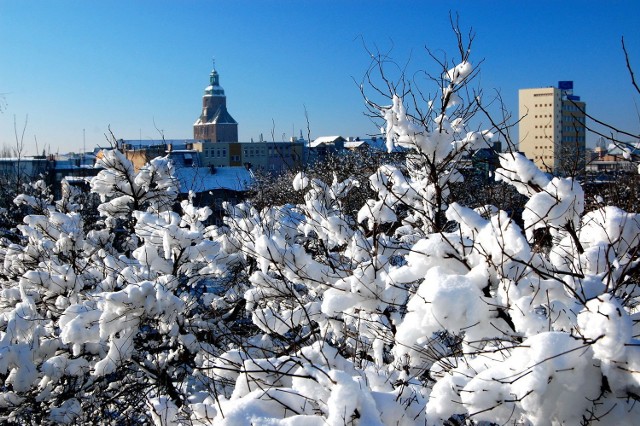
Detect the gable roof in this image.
<box><xmin>195</xmin><ymin>105</ymin><xmax>237</xmax><ymax>126</ymax></box>
<box><xmin>209</xmin><ymin>105</ymin><xmax>238</xmax><ymax>124</ymax></box>
<box><xmin>309</xmin><ymin>136</ymin><xmax>345</xmax><ymax>148</ymax></box>
<box><xmin>344</xmin><ymin>138</ymin><xmax>404</xmax><ymax>153</ymax></box>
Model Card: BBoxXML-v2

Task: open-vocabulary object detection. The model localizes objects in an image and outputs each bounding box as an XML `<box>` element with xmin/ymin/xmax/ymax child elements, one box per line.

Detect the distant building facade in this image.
<box><xmin>308</xmin><ymin>136</ymin><xmax>346</xmax><ymax>163</ymax></box>
<box><xmin>118</xmin><ymin>137</ymin><xmax>306</xmax><ymax>175</ymax></box>
<box><xmin>586</xmin><ymin>138</ymin><xmax>640</xmax><ymax>174</ymax></box>
<box><xmin>455</xmin><ymin>141</ymin><xmax>503</xmax><ymax>180</ymax></box>
<box><xmin>518</xmin><ymin>82</ymin><xmax>586</xmax><ymax>173</ymax></box>
<box><xmin>115</xmin><ymin>139</ymin><xmax>171</xmax><ymax>171</ymax></box>
<box><xmin>0</xmin><ymin>157</ymin><xmax>50</xmax><ymax>181</ymax></box>
<box><xmin>0</xmin><ymin>153</ymin><xmax>99</xmax><ymax>199</ymax></box>
<box><xmin>192</xmin><ymin>140</ymin><xmax>304</xmax><ymax>172</ymax></box>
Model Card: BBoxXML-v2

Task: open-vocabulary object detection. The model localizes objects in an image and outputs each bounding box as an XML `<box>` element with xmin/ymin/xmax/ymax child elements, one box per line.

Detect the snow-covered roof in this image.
<box><xmin>309</xmin><ymin>136</ymin><xmax>345</xmax><ymax>148</ymax></box>
<box><xmin>120</xmin><ymin>139</ymin><xmax>168</xmax><ymax>148</ymax></box>
<box><xmin>343</xmin><ymin>141</ymin><xmax>366</xmax><ymax>149</ymax></box>
<box><xmin>121</xmin><ymin>139</ymin><xmax>196</xmax><ymax>149</ymax></box>
<box><xmin>606</xmin><ymin>144</ymin><xmax>640</xmax><ymax>157</ymax></box>
<box><xmin>196</xmin><ymin>104</ymin><xmax>237</xmax><ymax>126</ymax></box>
<box><xmin>210</xmin><ymin>106</ymin><xmax>237</xmax><ymax>124</ymax></box>
<box><xmin>173</xmin><ymin>166</ymin><xmax>253</xmax><ymax>193</ymax></box>
<box><xmin>344</xmin><ymin>138</ymin><xmax>404</xmax><ymax>153</ymax></box>
<box><xmin>62</xmin><ymin>176</ymin><xmax>92</xmax><ymax>184</ymax></box>
<box><xmin>0</xmin><ymin>157</ymin><xmax>48</xmax><ymax>162</ymax></box>
<box><xmin>168</xmin><ymin>150</ymin><xmax>201</xmax><ymax>168</ymax></box>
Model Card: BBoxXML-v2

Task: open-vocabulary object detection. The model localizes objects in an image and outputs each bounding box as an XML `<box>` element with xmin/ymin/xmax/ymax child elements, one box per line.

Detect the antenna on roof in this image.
<box><xmin>212</xmin><ymin>57</ymin><xmax>216</xmax><ymax>70</ymax></box>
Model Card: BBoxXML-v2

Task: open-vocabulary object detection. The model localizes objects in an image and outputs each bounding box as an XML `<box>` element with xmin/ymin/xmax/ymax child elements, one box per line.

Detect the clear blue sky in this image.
<box><xmin>1</xmin><ymin>0</ymin><xmax>638</xmax><ymax>155</ymax></box>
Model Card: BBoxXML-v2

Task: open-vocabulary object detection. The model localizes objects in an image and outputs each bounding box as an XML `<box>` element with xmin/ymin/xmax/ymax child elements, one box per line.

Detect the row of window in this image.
<box><xmin>561</xmin><ymin>125</ymin><xmax>585</xmax><ymax>132</ymax></box>
<box><xmin>203</xmin><ymin>147</ymin><xmax>297</xmax><ymax>159</ymax></box>
<box><xmin>562</xmin><ymin>115</ymin><xmax>585</xmax><ymax>124</ymax></box>
<box><xmin>205</xmin><ymin>148</ymin><xmax>228</xmax><ymax>158</ymax></box>
<box><xmin>562</xmin><ymin>104</ymin><xmax>581</xmax><ymax>112</ymax></box>
<box><xmin>208</xmin><ymin>159</ymin><xmax>238</xmax><ymax>165</ymax></box>
<box><xmin>243</xmin><ymin>148</ymin><xmax>266</xmax><ymax>157</ymax></box>
<box><xmin>562</xmin><ymin>136</ymin><xmax>586</xmax><ymax>143</ymax></box>
<box><xmin>241</xmin><ymin>146</ymin><xmax>294</xmax><ymax>158</ymax></box>
<box><xmin>534</xmin><ymin>103</ymin><xmax>554</xmax><ymax>107</ymax></box>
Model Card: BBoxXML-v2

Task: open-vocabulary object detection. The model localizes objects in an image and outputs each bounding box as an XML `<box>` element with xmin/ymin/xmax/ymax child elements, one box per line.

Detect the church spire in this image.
<box><xmin>209</xmin><ymin>58</ymin><xmax>220</xmax><ymax>86</ymax></box>
<box><xmin>209</xmin><ymin>69</ymin><xmax>220</xmax><ymax>87</ymax></box>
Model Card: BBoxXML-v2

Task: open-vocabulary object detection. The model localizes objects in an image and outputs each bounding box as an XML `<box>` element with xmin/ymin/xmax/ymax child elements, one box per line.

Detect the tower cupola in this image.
<box><xmin>205</xmin><ymin>64</ymin><xmax>225</xmax><ymax>96</ymax></box>
<box><xmin>210</xmin><ymin>68</ymin><xmax>219</xmax><ymax>86</ymax></box>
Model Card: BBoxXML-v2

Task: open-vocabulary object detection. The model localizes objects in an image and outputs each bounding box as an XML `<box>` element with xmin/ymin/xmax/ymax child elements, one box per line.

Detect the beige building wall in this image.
<box><xmin>518</xmin><ymin>87</ymin><xmax>562</xmax><ymax>172</ymax></box>
<box><xmin>519</xmin><ymin>87</ymin><xmax>587</xmax><ymax>174</ymax></box>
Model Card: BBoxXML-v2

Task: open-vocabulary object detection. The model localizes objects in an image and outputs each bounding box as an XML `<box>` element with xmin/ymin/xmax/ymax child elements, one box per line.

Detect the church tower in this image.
<box><xmin>194</xmin><ymin>64</ymin><xmax>238</xmax><ymax>142</ymax></box>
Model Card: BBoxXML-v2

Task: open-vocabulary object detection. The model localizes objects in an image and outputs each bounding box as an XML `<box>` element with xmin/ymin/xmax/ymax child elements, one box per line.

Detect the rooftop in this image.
<box><xmin>309</xmin><ymin>136</ymin><xmax>345</xmax><ymax>148</ymax></box>
<box><xmin>173</xmin><ymin>166</ymin><xmax>253</xmax><ymax>193</ymax></box>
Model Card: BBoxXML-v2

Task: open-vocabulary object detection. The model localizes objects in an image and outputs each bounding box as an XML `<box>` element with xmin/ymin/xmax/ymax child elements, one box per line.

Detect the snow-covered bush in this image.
<box><xmin>0</xmin><ymin>151</ymin><xmax>239</xmax><ymax>424</ymax></box>
<box><xmin>190</xmin><ymin>34</ymin><xmax>640</xmax><ymax>425</ymax></box>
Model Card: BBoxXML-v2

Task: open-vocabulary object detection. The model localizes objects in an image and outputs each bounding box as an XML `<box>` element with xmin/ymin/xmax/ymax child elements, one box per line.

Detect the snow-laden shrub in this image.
<box><xmin>195</xmin><ymin>53</ymin><xmax>640</xmax><ymax>425</ymax></box>
<box><xmin>0</xmin><ymin>150</ymin><xmax>240</xmax><ymax>424</ymax></box>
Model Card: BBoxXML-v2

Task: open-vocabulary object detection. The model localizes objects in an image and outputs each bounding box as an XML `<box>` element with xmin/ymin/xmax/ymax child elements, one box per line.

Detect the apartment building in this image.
<box><xmin>518</xmin><ymin>82</ymin><xmax>586</xmax><ymax>174</ymax></box>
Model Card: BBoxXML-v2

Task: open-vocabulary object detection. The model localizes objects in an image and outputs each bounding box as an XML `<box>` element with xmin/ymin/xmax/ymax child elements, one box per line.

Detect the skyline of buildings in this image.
<box><xmin>2</xmin><ymin>2</ymin><xmax>638</xmax><ymax>157</ymax></box>
<box><xmin>189</xmin><ymin>65</ymin><xmax>305</xmax><ymax>172</ymax></box>
<box><xmin>0</xmin><ymin>66</ymin><xmax>635</xmax><ymax>181</ymax></box>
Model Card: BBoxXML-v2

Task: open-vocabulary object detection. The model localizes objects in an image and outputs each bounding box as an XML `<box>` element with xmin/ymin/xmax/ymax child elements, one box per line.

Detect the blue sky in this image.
<box><xmin>1</xmin><ymin>0</ymin><xmax>638</xmax><ymax>155</ymax></box>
